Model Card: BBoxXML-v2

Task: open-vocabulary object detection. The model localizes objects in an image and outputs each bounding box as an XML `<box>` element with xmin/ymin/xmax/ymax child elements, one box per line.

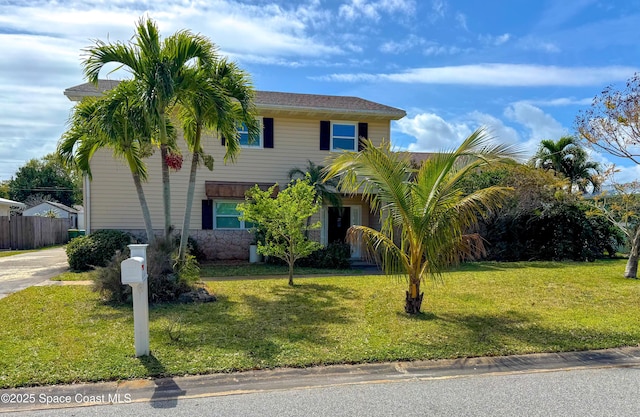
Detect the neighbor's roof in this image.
<box><xmin>0</xmin><ymin>197</ymin><xmax>25</xmax><ymax>208</ymax></box>
<box><xmin>64</xmin><ymin>80</ymin><xmax>406</xmax><ymax>120</ymax></box>
<box><xmin>26</xmin><ymin>201</ymin><xmax>78</xmax><ymax>214</ymax></box>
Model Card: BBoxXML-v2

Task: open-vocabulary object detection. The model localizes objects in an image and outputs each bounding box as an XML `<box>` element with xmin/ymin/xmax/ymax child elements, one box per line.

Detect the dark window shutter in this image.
<box><xmin>263</xmin><ymin>118</ymin><xmax>274</xmax><ymax>148</ymax></box>
<box><xmin>202</xmin><ymin>200</ymin><xmax>213</xmax><ymax>230</ymax></box>
<box><xmin>320</xmin><ymin>120</ymin><xmax>330</xmax><ymax>150</ymax></box>
<box><xmin>221</xmin><ymin>135</ymin><xmax>226</xmax><ymax>146</ymax></box>
<box><xmin>358</xmin><ymin>122</ymin><xmax>368</xmax><ymax>151</ymax></box>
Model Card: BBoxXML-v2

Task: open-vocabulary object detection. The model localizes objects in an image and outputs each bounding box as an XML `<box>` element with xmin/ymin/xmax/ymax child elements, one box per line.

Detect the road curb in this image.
<box><xmin>2</xmin><ymin>346</ymin><xmax>640</xmax><ymax>413</ymax></box>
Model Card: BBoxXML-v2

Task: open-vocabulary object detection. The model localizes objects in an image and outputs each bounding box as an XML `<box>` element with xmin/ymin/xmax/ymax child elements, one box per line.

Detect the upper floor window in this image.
<box><xmin>331</xmin><ymin>122</ymin><xmax>357</xmax><ymax>151</ymax></box>
<box><xmin>238</xmin><ymin>117</ymin><xmax>263</xmax><ymax>148</ymax></box>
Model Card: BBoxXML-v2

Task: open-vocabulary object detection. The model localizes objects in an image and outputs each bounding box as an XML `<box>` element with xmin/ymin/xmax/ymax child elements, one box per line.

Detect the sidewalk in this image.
<box><xmin>2</xmin><ymin>346</ymin><xmax>640</xmax><ymax>413</ymax></box>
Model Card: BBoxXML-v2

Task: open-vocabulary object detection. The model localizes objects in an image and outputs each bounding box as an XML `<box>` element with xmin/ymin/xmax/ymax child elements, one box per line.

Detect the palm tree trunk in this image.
<box><xmin>159</xmin><ymin>112</ymin><xmax>172</xmax><ymax>241</ymax></box>
<box><xmin>132</xmin><ymin>172</ymin><xmax>155</xmax><ymax>245</ymax></box>
<box><xmin>178</xmin><ymin>143</ymin><xmax>200</xmax><ymax>262</ymax></box>
<box><xmin>405</xmin><ymin>279</ymin><xmax>424</xmax><ymax>314</ymax></box>
<box><xmin>624</xmin><ymin>226</ymin><xmax>640</xmax><ymax>278</ymax></box>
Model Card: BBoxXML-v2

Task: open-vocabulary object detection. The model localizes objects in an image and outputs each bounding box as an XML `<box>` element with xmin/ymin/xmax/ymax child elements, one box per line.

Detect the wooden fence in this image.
<box><xmin>0</xmin><ymin>216</ymin><xmax>73</xmax><ymax>250</ymax></box>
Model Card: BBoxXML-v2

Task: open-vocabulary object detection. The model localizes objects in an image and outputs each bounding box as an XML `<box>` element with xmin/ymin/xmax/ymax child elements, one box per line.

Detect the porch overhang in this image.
<box><xmin>205</xmin><ymin>181</ymin><xmax>279</xmax><ymax>199</ymax></box>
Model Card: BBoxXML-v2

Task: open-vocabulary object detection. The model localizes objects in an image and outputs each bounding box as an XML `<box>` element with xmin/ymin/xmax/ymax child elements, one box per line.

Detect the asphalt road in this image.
<box><xmin>4</xmin><ymin>366</ymin><xmax>640</xmax><ymax>417</ymax></box>
<box><xmin>0</xmin><ymin>247</ymin><xmax>68</xmax><ymax>299</ymax></box>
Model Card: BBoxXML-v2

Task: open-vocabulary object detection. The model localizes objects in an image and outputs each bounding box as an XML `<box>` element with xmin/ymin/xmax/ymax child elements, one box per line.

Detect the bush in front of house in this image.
<box><xmin>66</xmin><ymin>229</ymin><xmax>132</xmax><ymax>271</ymax></box>
<box><xmin>92</xmin><ymin>236</ymin><xmax>202</xmax><ymax>304</ymax></box>
<box><xmin>267</xmin><ymin>242</ymin><xmax>352</xmax><ymax>269</ymax></box>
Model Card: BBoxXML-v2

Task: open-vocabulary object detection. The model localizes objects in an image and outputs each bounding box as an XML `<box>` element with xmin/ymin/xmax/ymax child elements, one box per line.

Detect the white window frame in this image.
<box><xmin>238</xmin><ymin>116</ymin><xmax>263</xmax><ymax>149</ymax></box>
<box><xmin>330</xmin><ymin>121</ymin><xmax>358</xmax><ymax>152</ymax></box>
<box><xmin>214</xmin><ymin>201</ymin><xmax>253</xmax><ymax>230</ymax></box>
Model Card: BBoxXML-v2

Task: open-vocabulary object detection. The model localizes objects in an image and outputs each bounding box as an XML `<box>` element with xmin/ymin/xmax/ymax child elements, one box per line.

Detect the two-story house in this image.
<box><xmin>64</xmin><ymin>81</ymin><xmax>406</xmax><ymax>260</ymax></box>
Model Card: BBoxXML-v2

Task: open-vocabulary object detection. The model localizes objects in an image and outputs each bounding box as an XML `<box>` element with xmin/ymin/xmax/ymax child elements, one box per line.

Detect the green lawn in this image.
<box><xmin>199</xmin><ymin>262</ymin><xmax>360</xmax><ymax>277</ymax></box>
<box><xmin>1</xmin><ymin>259</ymin><xmax>639</xmax><ymax>388</ymax></box>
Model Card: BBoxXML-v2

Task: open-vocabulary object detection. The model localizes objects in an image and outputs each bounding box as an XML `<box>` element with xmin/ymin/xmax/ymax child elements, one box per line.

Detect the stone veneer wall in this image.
<box><xmin>119</xmin><ymin>229</ymin><xmax>253</xmax><ymax>261</ymax></box>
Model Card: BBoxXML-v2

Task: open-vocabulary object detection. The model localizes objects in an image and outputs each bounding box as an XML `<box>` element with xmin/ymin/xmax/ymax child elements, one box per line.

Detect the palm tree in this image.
<box><xmin>82</xmin><ymin>17</ymin><xmax>217</xmax><ymax>240</ymax></box>
<box><xmin>175</xmin><ymin>59</ymin><xmax>258</xmax><ymax>262</ymax></box>
<box><xmin>58</xmin><ymin>80</ymin><xmax>156</xmax><ymax>243</ymax></box>
<box><xmin>529</xmin><ymin>136</ymin><xmax>602</xmax><ymax>194</ymax></box>
<box><xmin>288</xmin><ymin>160</ymin><xmax>342</xmax><ymax>208</ymax></box>
<box><xmin>324</xmin><ymin>129</ymin><xmax>517</xmax><ymax>314</ymax></box>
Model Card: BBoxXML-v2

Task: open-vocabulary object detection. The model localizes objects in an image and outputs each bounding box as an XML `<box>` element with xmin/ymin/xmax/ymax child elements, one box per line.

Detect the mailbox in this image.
<box><xmin>121</xmin><ymin>256</ymin><xmax>147</xmax><ymax>284</ymax></box>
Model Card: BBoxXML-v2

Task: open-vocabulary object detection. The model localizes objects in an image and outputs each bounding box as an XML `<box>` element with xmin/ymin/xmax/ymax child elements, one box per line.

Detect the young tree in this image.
<box><xmin>82</xmin><ymin>17</ymin><xmax>217</xmax><ymax>240</ymax></box>
<box><xmin>576</xmin><ymin>72</ymin><xmax>640</xmax><ymax>277</ymax></box>
<box><xmin>238</xmin><ymin>178</ymin><xmax>322</xmax><ymax>286</ymax></box>
<box><xmin>324</xmin><ymin>130</ymin><xmax>517</xmax><ymax>314</ymax></box>
<box><xmin>589</xmin><ymin>174</ymin><xmax>640</xmax><ymax>277</ymax></box>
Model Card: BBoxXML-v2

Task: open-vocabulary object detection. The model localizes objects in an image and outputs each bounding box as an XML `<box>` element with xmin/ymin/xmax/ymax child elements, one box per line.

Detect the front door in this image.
<box><xmin>325</xmin><ymin>206</ymin><xmax>362</xmax><ymax>259</ymax></box>
<box><xmin>327</xmin><ymin>207</ymin><xmax>350</xmax><ymax>245</ymax></box>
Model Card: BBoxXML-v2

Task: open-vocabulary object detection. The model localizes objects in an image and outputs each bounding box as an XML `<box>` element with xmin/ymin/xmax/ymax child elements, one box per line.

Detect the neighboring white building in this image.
<box><xmin>23</xmin><ymin>201</ymin><xmax>80</xmax><ymax>228</ymax></box>
<box><xmin>0</xmin><ymin>197</ymin><xmax>25</xmax><ymax>217</ymax></box>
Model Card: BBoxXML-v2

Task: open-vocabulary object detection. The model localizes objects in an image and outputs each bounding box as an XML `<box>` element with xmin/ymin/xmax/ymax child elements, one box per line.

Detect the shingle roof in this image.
<box><xmin>64</xmin><ymin>80</ymin><xmax>406</xmax><ymax>120</ymax></box>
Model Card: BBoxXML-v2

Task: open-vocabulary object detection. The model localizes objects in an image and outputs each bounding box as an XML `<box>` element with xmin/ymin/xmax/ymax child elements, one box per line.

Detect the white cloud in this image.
<box><xmin>397</xmin><ymin>113</ymin><xmax>473</xmax><ymax>151</ymax></box>
<box><xmin>517</xmin><ymin>37</ymin><xmax>562</xmax><ymax>53</ymax></box>
<box><xmin>504</xmin><ymin>102</ymin><xmax>569</xmax><ymax>155</ymax></box>
<box><xmin>456</xmin><ymin>12</ymin><xmax>468</xmax><ymax>30</ymax></box>
<box><xmin>422</xmin><ymin>44</ymin><xmax>466</xmax><ymax>56</ymax></box>
<box><xmin>316</xmin><ymin>64</ymin><xmax>638</xmax><ymax>86</ymax></box>
<box><xmin>396</xmin><ymin>104</ymin><xmax>571</xmax><ymax>161</ymax></box>
<box><xmin>339</xmin><ymin>0</ymin><xmax>416</xmax><ymax>22</ymax></box>
<box><xmin>379</xmin><ymin>35</ymin><xmax>425</xmax><ymax>54</ymax></box>
<box><xmin>479</xmin><ymin>33</ymin><xmax>511</xmax><ymax>46</ymax></box>
<box><xmin>523</xmin><ymin>97</ymin><xmax>594</xmax><ymax>107</ymax></box>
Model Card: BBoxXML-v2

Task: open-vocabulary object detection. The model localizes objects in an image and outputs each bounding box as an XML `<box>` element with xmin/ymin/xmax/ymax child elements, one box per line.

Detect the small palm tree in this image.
<box><xmin>82</xmin><ymin>17</ymin><xmax>217</xmax><ymax>240</ymax></box>
<box><xmin>58</xmin><ymin>80</ymin><xmax>156</xmax><ymax>243</ymax></box>
<box><xmin>529</xmin><ymin>136</ymin><xmax>602</xmax><ymax>194</ymax></box>
<box><xmin>324</xmin><ymin>129</ymin><xmax>517</xmax><ymax>314</ymax></box>
<box><xmin>288</xmin><ymin>160</ymin><xmax>341</xmax><ymax>208</ymax></box>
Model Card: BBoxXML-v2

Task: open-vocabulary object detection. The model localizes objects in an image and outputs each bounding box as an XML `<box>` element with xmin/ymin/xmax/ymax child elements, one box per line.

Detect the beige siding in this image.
<box><xmin>88</xmin><ymin>116</ymin><xmax>391</xmax><ymax>231</ymax></box>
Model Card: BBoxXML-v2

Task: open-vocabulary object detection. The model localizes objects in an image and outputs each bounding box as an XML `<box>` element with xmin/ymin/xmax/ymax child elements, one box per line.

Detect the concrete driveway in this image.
<box><xmin>0</xmin><ymin>246</ymin><xmax>69</xmax><ymax>299</ymax></box>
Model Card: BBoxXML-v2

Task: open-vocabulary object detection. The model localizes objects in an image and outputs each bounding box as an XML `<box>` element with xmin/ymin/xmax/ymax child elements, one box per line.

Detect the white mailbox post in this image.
<box><xmin>121</xmin><ymin>244</ymin><xmax>149</xmax><ymax>357</ymax></box>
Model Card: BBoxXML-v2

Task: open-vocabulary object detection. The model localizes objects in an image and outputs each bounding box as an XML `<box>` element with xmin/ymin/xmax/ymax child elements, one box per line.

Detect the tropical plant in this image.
<box><xmin>324</xmin><ymin>129</ymin><xmax>517</xmax><ymax>314</ymax></box>
<box><xmin>58</xmin><ymin>80</ymin><xmax>156</xmax><ymax>243</ymax></box>
<box><xmin>529</xmin><ymin>136</ymin><xmax>602</xmax><ymax>194</ymax></box>
<box><xmin>175</xmin><ymin>59</ymin><xmax>258</xmax><ymax>262</ymax></box>
<box><xmin>82</xmin><ymin>16</ymin><xmax>217</xmax><ymax>240</ymax></box>
<box><xmin>238</xmin><ymin>178</ymin><xmax>322</xmax><ymax>286</ymax></box>
<box><xmin>288</xmin><ymin>160</ymin><xmax>342</xmax><ymax>208</ymax></box>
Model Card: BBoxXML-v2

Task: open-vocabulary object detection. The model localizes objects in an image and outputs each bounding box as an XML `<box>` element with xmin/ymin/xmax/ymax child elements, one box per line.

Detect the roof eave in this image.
<box><xmin>257</xmin><ymin>104</ymin><xmax>406</xmax><ymax>120</ymax></box>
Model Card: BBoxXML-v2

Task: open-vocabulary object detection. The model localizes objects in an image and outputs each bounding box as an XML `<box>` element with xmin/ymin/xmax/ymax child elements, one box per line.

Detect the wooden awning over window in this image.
<box><xmin>205</xmin><ymin>181</ymin><xmax>279</xmax><ymax>198</ymax></box>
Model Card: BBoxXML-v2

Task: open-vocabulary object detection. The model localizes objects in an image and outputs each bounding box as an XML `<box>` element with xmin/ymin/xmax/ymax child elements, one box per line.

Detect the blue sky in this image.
<box><xmin>1</xmin><ymin>0</ymin><xmax>639</xmax><ymax>182</ymax></box>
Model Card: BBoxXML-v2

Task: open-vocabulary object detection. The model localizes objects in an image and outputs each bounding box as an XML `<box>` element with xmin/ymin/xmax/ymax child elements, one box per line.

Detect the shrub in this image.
<box><xmin>92</xmin><ymin>237</ymin><xmax>201</xmax><ymax>304</ymax></box>
<box><xmin>173</xmin><ymin>234</ymin><xmax>207</xmax><ymax>262</ymax></box>
<box><xmin>66</xmin><ymin>229</ymin><xmax>132</xmax><ymax>271</ymax></box>
<box><xmin>267</xmin><ymin>242</ymin><xmax>352</xmax><ymax>269</ymax></box>
<box><xmin>92</xmin><ymin>250</ymin><xmax>131</xmax><ymax>303</ymax></box>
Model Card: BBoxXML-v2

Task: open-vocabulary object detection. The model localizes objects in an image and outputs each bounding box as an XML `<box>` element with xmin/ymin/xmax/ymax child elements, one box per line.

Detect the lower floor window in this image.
<box><xmin>215</xmin><ymin>201</ymin><xmax>254</xmax><ymax>229</ymax></box>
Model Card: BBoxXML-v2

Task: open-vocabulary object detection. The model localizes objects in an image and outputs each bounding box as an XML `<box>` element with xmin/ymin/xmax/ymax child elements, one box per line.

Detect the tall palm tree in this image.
<box><xmin>529</xmin><ymin>136</ymin><xmax>602</xmax><ymax>194</ymax></box>
<box><xmin>324</xmin><ymin>129</ymin><xmax>517</xmax><ymax>314</ymax></box>
<box><xmin>175</xmin><ymin>59</ymin><xmax>258</xmax><ymax>262</ymax></box>
<box><xmin>58</xmin><ymin>80</ymin><xmax>156</xmax><ymax>243</ymax></box>
<box><xmin>82</xmin><ymin>17</ymin><xmax>217</xmax><ymax>240</ymax></box>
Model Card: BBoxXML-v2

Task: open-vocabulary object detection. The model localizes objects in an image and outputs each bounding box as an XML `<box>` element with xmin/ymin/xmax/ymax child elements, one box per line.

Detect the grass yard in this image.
<box><xmin>1</xmin><ymin>259</ymin><xmax>639</xmax><ymax>388</ymax></box>
<box><xmin>199</xmin><ymin>262</ymin><xmax>360</xmax><ymax>277</ymax></box>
